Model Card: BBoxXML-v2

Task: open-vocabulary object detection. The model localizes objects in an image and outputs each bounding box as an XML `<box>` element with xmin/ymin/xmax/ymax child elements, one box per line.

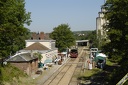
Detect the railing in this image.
<box><xmin>116</xmin><ymin>73</ymin><xmax>128</xmax><ymax>85</ymax></box>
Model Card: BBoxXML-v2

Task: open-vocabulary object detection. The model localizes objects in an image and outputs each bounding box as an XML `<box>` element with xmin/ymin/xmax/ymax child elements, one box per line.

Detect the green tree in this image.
<box><xmin>104</xmin><ymin>0</ymin><xmax>128</xmax><ymax>61</ymax></box>
<box><xmin>87</xmin><ymin>30</ymin><xmax>99</xmax><ymax>48</ymax></box>
<box><xmin>50</xmin><ymin>24</ymin><xmax>75</xmax><ymax>52</ymax></box>
<box><xmin>103</xmin><ymin>0</ymin><xmax>128</xmax><ymax>84</ymax></box>
<box><xmin>34</xmin><ymin>52</ymin><xmax>43</xmax><ymax>62</ymax></box>
<box><xmin>0</xmin><ymin>0</ymin><xmax>31</xmax><ymax>59</ymax></box>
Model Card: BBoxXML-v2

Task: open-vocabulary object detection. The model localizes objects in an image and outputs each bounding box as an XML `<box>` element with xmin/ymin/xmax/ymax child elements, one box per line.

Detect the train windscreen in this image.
<box><xmin>70</xmin><ymin>49</ymin><xmax>78</xmax><ymax>58</ymax></box>
<box><xmin>71</xmin><ymin>49</ymin><xmax>78</xmax><ymax>53</ymax></box>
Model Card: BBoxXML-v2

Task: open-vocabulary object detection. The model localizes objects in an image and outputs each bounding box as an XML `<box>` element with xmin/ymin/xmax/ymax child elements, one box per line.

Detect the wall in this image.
<box><xmin>25</xmin><ymin>40</ymin><xmax>58</xmax><ymax>65</ymax></box>
<box><xmin>10</xmin><ymin>59</ymin><xmax>38</xmax><ymax>75</ymax></box>
<box><xmin>25</xmin><ymin>40</ymin><xmax>56</xmax><ymax>49</ymax></box>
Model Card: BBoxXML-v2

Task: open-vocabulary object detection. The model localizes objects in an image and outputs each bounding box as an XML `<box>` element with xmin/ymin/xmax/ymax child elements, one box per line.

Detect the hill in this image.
<box><xmin>0</xmin><ymin>64</ymin><xmax>28</xmax><ymax>85</ymax></box>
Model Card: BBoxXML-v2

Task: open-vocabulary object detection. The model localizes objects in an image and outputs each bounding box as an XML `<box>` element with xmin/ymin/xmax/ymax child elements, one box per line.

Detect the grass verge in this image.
<box><xmin>77</xmin><ymin>58</ymin><xmax>116</xmax><ymax>85</ymax></box>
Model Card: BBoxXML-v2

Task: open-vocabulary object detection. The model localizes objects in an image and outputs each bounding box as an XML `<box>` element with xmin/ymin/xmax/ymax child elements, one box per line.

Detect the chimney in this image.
<box><xmin>39</xmin><ymin>32</ymin><xmax>44</xmax><ymax>40</ymax></box>
<box><xmin>31</xmin><ymin>32</ymin><xmax>37</xmax><ymax>40</ymax></box>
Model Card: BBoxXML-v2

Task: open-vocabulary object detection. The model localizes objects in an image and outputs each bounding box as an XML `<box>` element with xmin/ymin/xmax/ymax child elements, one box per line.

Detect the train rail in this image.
<box><xmin>37</xmin><ymin>47</ymin><xmax>87</xmax><ymax>85</ymax></box>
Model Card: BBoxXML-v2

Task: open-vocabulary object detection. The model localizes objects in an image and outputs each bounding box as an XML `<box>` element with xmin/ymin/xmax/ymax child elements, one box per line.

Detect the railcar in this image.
<box><xmin>69</xmin><ymin>49</ymin><xmax>78</xmax><ymax>58</ymax></box>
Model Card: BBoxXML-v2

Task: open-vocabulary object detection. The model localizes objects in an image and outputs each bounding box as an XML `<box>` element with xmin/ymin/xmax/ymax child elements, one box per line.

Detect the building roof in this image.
<box><xmin>25</xmin><ymin>40</ymin><xmax>55</xmax><ymax>42</ymax></box>
<box><xmin>7</xmin><ymin>52</ymin><xmax>38</xmax><ymax>62</ymax></box>
<box><xmin>24</xmin><ymin>42</ymin><xmax>50</xmax><ymax>50</ymax></box>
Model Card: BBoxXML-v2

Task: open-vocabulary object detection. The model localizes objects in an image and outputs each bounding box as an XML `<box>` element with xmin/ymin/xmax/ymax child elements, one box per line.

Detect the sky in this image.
<box><xmin>25</xmin><ymin>0</ymin><xmax>105</xmax><ymax>33</ymax></box>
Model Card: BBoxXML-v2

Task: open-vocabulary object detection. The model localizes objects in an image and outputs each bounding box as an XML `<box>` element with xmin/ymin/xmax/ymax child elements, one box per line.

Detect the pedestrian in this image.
<box><xmin>54</xmin><ymin>58</ymin><xmax>57</xmax><ymax>64</ymax></box>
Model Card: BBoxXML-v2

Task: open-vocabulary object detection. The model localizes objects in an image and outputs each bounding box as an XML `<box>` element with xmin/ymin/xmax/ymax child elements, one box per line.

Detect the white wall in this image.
<box><xmin>26</xmin><ymin>42</ymin><xmax>35</xmax><ymax>47</ymax></box>
<box><xmin>96</xmin><ymin>5</ymin><xmax>106</xmax><ymax>36</ymax></box>
<box><xmin>25</xmin><ymin>40</ymin><xmax>58</xmax><ymax>64</ymax></box>
<box><xmin>39</xmin><ymin>42</ymin><xmax>50</xmax><ymax>49</ymax></box>
<box><xmin>25</xmin><ymin>40</ymin><xmax>55</xmax><ymax>49</ymax></box>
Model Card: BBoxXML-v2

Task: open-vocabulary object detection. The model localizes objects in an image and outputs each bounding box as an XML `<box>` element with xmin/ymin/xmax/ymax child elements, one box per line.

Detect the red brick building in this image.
<box><xmin>6</xmin><ymin>52</ymin><xmax>38</xmax><ymax>76</ymax></box>
<box><xmin>30</xmin><ymin>32</ymin><xmax>51</xmax><ymax>40</ymax></box>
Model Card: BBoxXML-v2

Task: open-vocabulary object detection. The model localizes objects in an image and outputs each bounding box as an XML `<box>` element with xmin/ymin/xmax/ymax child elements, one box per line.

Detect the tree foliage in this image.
<box><xmin>34</xmin><ymin>52</ymin><xmax>43</xmax><ymax>62</ymax></box>
<box><xmin>50</xmin><ymin>24</ymin><xmax>75</xmax><ymax>52</ymax></box>
<box><xmin>0</xmin><ymin>0</ymin><xmax>31</xmax><ymax>58</ymax></box>
<box><xmin>87</xmin><ymin>30</ymin><xmax>99</xmax><ymax>48</ymax></box>
<box><xmin>74</xmin><ymin>31</ymin><xmax>92</xmax><ymax>40</ymax></box>
<box><xmin>103</xmin><ymin>0</ymin><xmax>128</xmax><ymax>84</ymax></box>
<box><xmin>73</xmin><ymin>30</ymin><xmax>100</xmax><ymax>48</ymax></box>
<box><xmin>104</xmin><ymin>0</ymin><xmax>128</xmax><ymax>61</ymax></box>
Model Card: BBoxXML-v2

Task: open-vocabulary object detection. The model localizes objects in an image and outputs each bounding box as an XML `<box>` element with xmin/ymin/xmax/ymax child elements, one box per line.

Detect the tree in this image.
<box><xmin>34</xmin><ymin>52</ymin><xmax>43</xmax><ymax>62</ymax></box>
<box><xmin>50</xmin><ymin>24</ymin><xmax>75</xmax><ymax>52</ymax></box>
<box><xmin>104</xmin><ymin>0</ymin><xmax>128</xmax><ymax>61</ymax></box>
<box><xmin>87</xmin><ymin>30</ymin><xmax>99</xmax><ymax>48</ymax></box>
<box><xmin>103</xmin><ymin>0</ymin><xmax>128</xmax><ymax>84</ymax></box>
<box><xmin>0</xmin><ymin>0</ymin><xmax>31</xmax><ymax>59</ymax></box>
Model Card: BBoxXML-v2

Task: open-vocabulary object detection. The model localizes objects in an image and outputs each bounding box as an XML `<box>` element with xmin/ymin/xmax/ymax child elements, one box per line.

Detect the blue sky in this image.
<box><xmin>25</xmin><ymin>0</ymin><xmax>105</xmax><ymax>33</ymax></box>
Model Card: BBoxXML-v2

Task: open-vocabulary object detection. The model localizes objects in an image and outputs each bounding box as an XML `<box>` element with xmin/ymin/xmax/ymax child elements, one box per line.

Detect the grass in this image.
<box><xmin>78</xmin><ymin>68</ymin><xmax>101</xmax><ymax>81</ymax></box>
<box><xmin>0</xmin><ymin>64</ymin><xmax>31</xmax><ymax>85</ymax></box>
<box><xmin>81</xmin><ymin>68</ymin><xmax>100</xmax><ymax>77</ymax></box>
<box><xmin>77</xmin><ymin>58</ymin><xmax>116</xmax><ymax>85</ymax></box>
<box><xmin>106</xmin><ymin>58</ymin><xmax>115</xmax><ymax>66</ymax></box>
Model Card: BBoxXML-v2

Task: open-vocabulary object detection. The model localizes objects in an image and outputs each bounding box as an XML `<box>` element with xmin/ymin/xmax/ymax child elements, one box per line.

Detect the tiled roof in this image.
<box><xmin>7</xmin><ymin>53</ymin><xmax>38</xmax><ymax>62</ymax></box>
<box><xmin>24</xmin><ymin>42</ymin><xmax>49</xmax><ymax>50</ymax></box>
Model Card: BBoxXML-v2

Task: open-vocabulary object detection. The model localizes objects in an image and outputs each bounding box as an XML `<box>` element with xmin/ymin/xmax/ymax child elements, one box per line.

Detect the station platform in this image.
<box><xmin>31</xmin><ymin>57</ymin><xmax>70</xmax><ymax>84</ymax></box>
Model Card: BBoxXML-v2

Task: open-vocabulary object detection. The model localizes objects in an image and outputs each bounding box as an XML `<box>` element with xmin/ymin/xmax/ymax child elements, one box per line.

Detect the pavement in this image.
<box><xmin>31</xmin><ymin>64</ymin><xmax>60</xmax><ymax>78</ymax></box>
<box><xmin>30</xmin><ymin>57</ymin><xmax>70</xmax><ymax>85</ymax></box>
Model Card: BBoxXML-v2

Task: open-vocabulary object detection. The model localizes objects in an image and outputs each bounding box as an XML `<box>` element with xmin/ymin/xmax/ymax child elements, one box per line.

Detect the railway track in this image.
<box><xmin>39</xmin><ymin>47</ymin><xmax>87</xmax><ymax>85</ymax></box>
<box><xmin>69</xmin><ymin>47</ymin><xmax>87</xmax><ymax>85</ymax></box>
